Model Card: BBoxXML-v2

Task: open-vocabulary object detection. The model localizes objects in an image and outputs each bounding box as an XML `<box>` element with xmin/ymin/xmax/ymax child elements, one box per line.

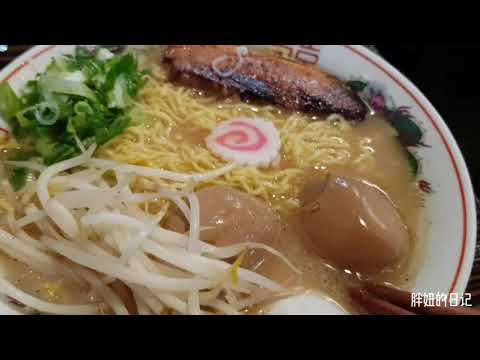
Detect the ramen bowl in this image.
<box><xmin>0</xmin><ymin>45</ymin><xmax>476</xmax><ymax>315</ymax></box>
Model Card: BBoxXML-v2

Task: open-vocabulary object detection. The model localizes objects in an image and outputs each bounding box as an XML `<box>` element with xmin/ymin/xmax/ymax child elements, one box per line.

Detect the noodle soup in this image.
<box><xmin>0</xmin><ymin>45</ymin><xmax>433</xmax><ymax>315</ymax></box>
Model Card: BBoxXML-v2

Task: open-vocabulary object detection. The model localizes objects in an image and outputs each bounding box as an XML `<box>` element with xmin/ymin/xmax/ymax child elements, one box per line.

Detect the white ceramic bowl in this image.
<box><xmin>0</xmin><ymin>45</ymin><xmax>476</xmax><ymax>315</ymax></box>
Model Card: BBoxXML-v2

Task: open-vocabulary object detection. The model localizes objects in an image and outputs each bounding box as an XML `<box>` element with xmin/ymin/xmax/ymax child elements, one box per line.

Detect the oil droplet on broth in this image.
<box><xmin>0</xmin><ymin>252</ymin><xmax>95</xmax><ymax>307</ymax></box>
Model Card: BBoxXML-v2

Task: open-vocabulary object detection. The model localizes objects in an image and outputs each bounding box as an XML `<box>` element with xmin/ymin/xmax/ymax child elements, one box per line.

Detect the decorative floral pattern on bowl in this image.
<box><xmin>346</xmin><ymin>79</ymin><xmax>427</xmax><ymax>180</ymax></box>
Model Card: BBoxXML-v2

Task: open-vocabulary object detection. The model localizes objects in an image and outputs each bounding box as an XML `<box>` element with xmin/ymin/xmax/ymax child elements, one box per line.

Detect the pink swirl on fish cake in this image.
<box><xmin>206</xmin><ymin>118</ymin><xmax>281</xmax><ymax>168</ymax></box>
<box><xmin>215</xmin><ymin>121</ymin><xmax>268</xmax><ymax>152</ymax></box>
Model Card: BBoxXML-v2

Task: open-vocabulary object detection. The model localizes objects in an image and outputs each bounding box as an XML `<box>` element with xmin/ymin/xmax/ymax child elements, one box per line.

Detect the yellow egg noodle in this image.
<box><xmin>0</xmin><ymin>63</ymin><xmax>374</xmax><ymax>215</ymax></box>
<box><xmin>97</xmin><ymin>64</ymin><xmax>375</xmax><ymax>212</ymax></box>
<box><xmin>0</xmin><ymin>48</ymin><xmax>423</xmax><ymax>315</ymax></box>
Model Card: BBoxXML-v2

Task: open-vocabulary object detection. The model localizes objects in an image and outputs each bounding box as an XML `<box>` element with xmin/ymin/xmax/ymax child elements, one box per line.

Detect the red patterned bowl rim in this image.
<box><xmin>0</xmin><ymin>45</ymin><xmax>476</xmax><ymax>296</ymax></box>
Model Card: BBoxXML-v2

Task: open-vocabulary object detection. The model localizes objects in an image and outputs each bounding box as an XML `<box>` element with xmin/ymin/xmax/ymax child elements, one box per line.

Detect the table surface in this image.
<box><xmin>1</xmin><ymin>45</ymin><xmax>479</xmax><ymax>306</ymax></box>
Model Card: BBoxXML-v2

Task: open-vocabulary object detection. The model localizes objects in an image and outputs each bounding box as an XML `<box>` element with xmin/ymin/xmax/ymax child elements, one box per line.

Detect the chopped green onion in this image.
<box><xmin>10</xmin><ymin>168</ymin><xmax>27</xmax><ymax>191</ymax></box>
<box><xmin>0</xmin><ymin>83</ymin><xmax>22</xmax><ymax>120</ymax></box>
<box><xmin>73</xmin><ymin>101</ymin><xmax>93</xmax><ymax>116</ymax></box>
<box><xmin>0</xmin><ymin>46</ymin><xmax>147</xmax><ymax>166</ymax></box>
<box><xmin>39</xmin><ymin>76</ymin><xmax>97</xmax><ymax>101</ymax></box>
